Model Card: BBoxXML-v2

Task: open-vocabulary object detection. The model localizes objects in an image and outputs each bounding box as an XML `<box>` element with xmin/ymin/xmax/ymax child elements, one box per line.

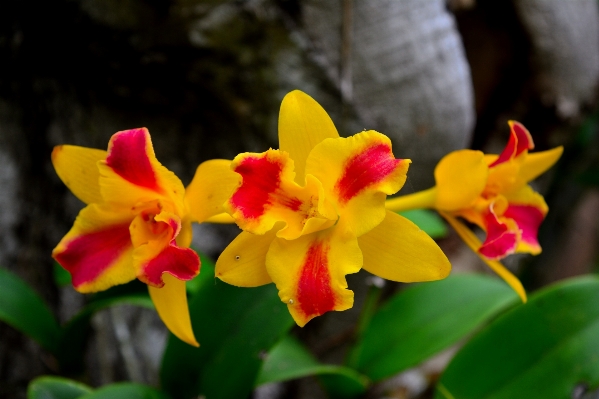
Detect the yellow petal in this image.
<box><xmin>148</xmin><ymin>274</ymin><xmax>199</xmax><ymax>347</ymax></box>
<box><xmin>486</xmin><ymin>157</ymin><xmax>523</xmax><ymax>196</ymax></box>
<box><xmin>176</xmin><ymin>218</ymin><xmax>193</xmax><ymax>248</ymax></box>
<box><xmin>518</xmin><ymin>146</ymin><xmax>563</xmax><ymax>184</ymax></box>
<box><xmin>266</xmin><ymin>227</ymin><xmax>362</xmax><ymax>327</ymax></box>
<box><xmin>359</xmin><ymin>210</ymin><xmax>451</xmax><ymax>282</ymax></box>
<box><xmin>484</xmin><ymin>154</ymin><xmax>499</xmax><ymax>165</ymax></box>
<box><xmin>435</xmin><ymin>150</ymin><xmax>488</xmax><ymax>211</ymax></box>
<box><xmin>52</xmin><ymin>145</ymin><xmax>106</xmax><ymax>205</ymax></box>
<box><xmin>204</xmin><ymin>213</ymin><xmax>236</xmax><ymax>224</ymax></box>
<box><xmin>215</xmin><ymin>231</ymin><xmax>274</xmax><ymax>287</ymax></box>
<box><xmin>440</xmin><ymin>211</ymin><xmax>527</xmax><ymax>303</ymax></box>
<box><xmin>185</xmin><ymin>159</ymin><xmax>241</xmax><ymax>223</ymax></box>
<box><xmin>306</xmin><ymin>131</ymin><xmax>410</xmax><ymax>237</ymax></box>
<box><xmin>278</xmin><ymin>90</ymin><xmax>339</xmax><ymax>184</ymax></box>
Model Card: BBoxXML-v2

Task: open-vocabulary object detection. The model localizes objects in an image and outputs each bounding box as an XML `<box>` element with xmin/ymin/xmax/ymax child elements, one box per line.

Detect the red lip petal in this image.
<box><xmin>141</xmin><ymin>244</ymin><xmax>200</xmax><ymax>287</ymax></box>
<box><xmin>478</xmin><ymin>210</ymin><xmax>518</xmax><ymax>259</ymax></box>
<box><xmin>504</xmin><ymin>204</ymin><xmax>544</xmax><ymax>249</ymax></box>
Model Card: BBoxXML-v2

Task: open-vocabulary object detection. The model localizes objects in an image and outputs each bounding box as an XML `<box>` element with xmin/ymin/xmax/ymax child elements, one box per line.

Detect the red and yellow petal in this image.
<box><xmin>504</xmin><ymin>185</ymin><xmax>548</xmax><ymax>254</ymax></box>
<box><xmin>226</xmin><ymin>150</ymin><xmax>336</xmax><ymax>239</ymax></box>
<box><xmin>478</xmin><ymin>207</ymin><xmax>520</xmax><ymax>260</ymax></box>
<box><xmin>98</xmin><ymin>128</ymin><xmax>186</xmax><ymax>214</ymax></box>
<box><xmin>52</xmin><ymin>145</ymin><xmax>107</xmax><ymax>205</ymax></box>
<box><xmin>306</xmin><ymin>131</ymin><xmax>409</xmax><ymax>236</ymax></box>
<box><xmin>489</xmin><ymin>121</ymin><xmax>534</xmax><ymax>168</ymax></box>
<box><xmin>278</xmin><ymin>90</ymin><xmax>340</xmax><ymax>184</ymax></box>
<box><xmin>215</xmin><ymin>230</ymin><xmax>275</xmax><ymax>287</ymax></box>
<box><xmin>185</xmin><ymin>159</ymin><xmax>241</xmax><ymax>223</ymax></box>
<box><xmin>434</xmin><ymin>150</ymin><xmax>488</xmax><ymax>211</ymax></box>
<box><xmin>52</xmin><ymin>204</ymin><xmax>136</xmax><ymax>293</ymax></box>
<box><xmin>149</xmin><ymin>274</ymin><xmax>199</xmax><ymax>347</ymax></box>
<box><xmin>131</xmin><ymin>210</ymin><xmax>199</xmax><ymax>287</ymax></box>
<box><xmin>266</xmin><ymin>227</ymin><xmax>362</xmax><ymax>327</ymax></box>
<box><xmin>359</xmin><ymin>211</ymin><xmax>450</xmax><ymax>282</ymax></box>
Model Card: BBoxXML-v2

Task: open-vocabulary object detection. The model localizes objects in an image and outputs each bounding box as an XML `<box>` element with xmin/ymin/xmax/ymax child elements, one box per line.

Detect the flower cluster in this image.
<box><xmin>52</xmin><ymin>91</ymin><xmax>561</xmax><ymax>345</ymax></box>
<box><xmin>52</xmin><ymin>128</ymin><xmax>238</xmax><ymax>346</ymax></box>
<box><xmin>215</xmin><ymin>91</ymin><xmax>450</xmax><ymax>326</ymax></box>
<box><xmin>386</xmin><ymin>121</ymin><xmax>562</xmax><ymax>300</ymax></box>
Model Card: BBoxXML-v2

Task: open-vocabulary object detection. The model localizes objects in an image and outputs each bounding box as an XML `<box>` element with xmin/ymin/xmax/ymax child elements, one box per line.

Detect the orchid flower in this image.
<box><xmin>215</xmin><ymin>90</ymin><xmax>451</xmax><ymax>326</ymax></box>
<box><xmin>52</xmin><ymin>128</ymin><xmax>237</xmax><ymax>346</ymax></box>
<box><xmin>386</xmin><ymin>121</ymin><xmax>563</xmax><ymax>301</ymax></box>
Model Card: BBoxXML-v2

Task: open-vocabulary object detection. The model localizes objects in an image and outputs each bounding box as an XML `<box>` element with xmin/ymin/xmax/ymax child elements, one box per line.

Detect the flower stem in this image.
<box><xmin>204</xmin><ymin>213</ymin><xmax>235</xmax><ymax>223</ymax></box>
<box><xmin>385</xmin><ymin>187</ymin><xmax>437</xmax><ymax>212</ymax></box>
<box><xmin>440</xmin><ymin>211</ymin><xmax>527</xmax><ymax>303</ymax></box>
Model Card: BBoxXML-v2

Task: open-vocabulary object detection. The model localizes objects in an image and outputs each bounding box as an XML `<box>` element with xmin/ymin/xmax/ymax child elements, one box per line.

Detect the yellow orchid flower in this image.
<box><xmin>386</xmin><ymin>121</ymin><xmax>563</xmax><ymax>302</ymax></box>
<box><xmin>52</xmin><ymin>128</ymin><xmax>236</xmax><ymax>346</ymax></box>
<box><xmin>215</xmin><ymin>90</ymin><xmax>451</xmax><ymax>326</ymax></box>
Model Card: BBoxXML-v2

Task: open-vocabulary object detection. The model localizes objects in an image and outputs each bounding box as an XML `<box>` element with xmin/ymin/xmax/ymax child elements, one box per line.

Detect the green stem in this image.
<box><xmin>386</xmin><ymin>187</ymin><xmax>437</xmax><ymax>212</ymax></box>
<box><xmin>440</xmin><ymin>211</ymin><xmax>527</xmax><ymax>303</ymax></box>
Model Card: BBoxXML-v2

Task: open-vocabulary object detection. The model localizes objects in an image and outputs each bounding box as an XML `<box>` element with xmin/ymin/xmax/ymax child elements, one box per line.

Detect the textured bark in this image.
<box><xmin>0</xmin><ymin>0</ymin><xmax>336</xmax><ymax>395</ymax></box>
<box><xmin>301</xmin><ymin>0</ymin><xmax>475</xmax><ymax>190</ymax></box>
<box><xmin>514</xmin><ymin>0</ymin><xmax>599</xmax><ymax>118</ymax></box>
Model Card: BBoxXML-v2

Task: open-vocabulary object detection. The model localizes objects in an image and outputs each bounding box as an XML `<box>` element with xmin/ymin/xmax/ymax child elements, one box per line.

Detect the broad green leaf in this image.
<box><xmin>160</xmin><ymin>262</ymin><xmax>294</xmax><ymax>399</ymax></box>
<box><xmin>53</xmin><ymin>262</ymin><xmax>72</xmax><ymax>287</ymax></box>
<box><xmin>57</xmin><ymin>294</ymin><xmax>153</xmax><ymax>373</ymax></box>
<box><xmin>186</xmin><ymin>250</ymin><xmax>216</xmax><ymax>294</ymax></box>
<box><xmin>398</xmin><ymin>209</ymin><xmax>447</xmax><ymax>238</ymax></box>
<box><xmin>353</xmin><ymin>274</ymin><xmax>519</xmax><ymax>381</ymax></box>
<box><xmin>257</xmin><ymin>335</ymin><xmax>369</xmax><ymax>399</ymax></box>
<box><xmin>79</xmin><ymin>383</ymin><xmax>168</xmax><ymax>399</ymax></box>
<box><xmin>435</xmin><ymin>275</ymin><xmax>599</xmax><ymax>399</ymax></box>
<box><xmin>28</xmin><ymin>376</ymin><xmax>92</xmax><ymax>399</ymax></box>
<box><xmin>0</xmin><ymin>267</ymin><xmax>61</xmax><ymax>353</ymax></box>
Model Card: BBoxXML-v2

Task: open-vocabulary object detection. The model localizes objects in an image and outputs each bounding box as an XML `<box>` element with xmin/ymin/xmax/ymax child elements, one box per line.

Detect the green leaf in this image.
<box><xmin>0</xmin><ymin>267</ymin><xmax>61</xmax><ymax>353</ymax></box>
<box><xmin>435</xmin><ymin>275</ymin><xmax>599</xmax><ymax>399</ymax></box>
<box><xmin>186</xmin><ymin>250</ymin><xmax>216</xmax><ymax>294</ymax></box>
<box><xmin>27</xmin><ymin>376</ymin><xmax>92</xmax><ymax>399</ymax></box>
<box><xmin>352</xmin><ymin>274</ymin><xmax>519</xmax><ymax>381</ymax></box>
<box><xmin>398</xmin><ymin>209</ymin><xmax>447</xmax><ymax>238</ymax></box>
<box><xmin>79</xmin><ymin>383</ymin><xmax>168</xmax><ymax>399</ymax></box>
<box><xmin>160</xmin><ymin>262</ymin><xmax>294</xmax><ymax>399</ymax></box>
<box><xmin>28</xmin><ymin>378</ymin><xmax>168</xmax><ymax>399</ymax></box>
<box><xmin>53</xmin><ymin>262</ymin><xmax>72</xmax><ymax>287</ymax></box>
<box><xmin>257</xmin><ymin>335</ymin><xmax>369</xmax><ymax>399</ymax></box>
<box><xmin>57</xmin><ymin>294</ymin><xmax>153</xmax><ymax>373</ymax></box>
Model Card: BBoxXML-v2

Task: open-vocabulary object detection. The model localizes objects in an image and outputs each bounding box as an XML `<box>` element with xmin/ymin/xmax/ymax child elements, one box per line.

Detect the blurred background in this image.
<box><xmin>1</xmin><ymin>0</ymin><xmax>598</xmax><ymax>398</ymax></box>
